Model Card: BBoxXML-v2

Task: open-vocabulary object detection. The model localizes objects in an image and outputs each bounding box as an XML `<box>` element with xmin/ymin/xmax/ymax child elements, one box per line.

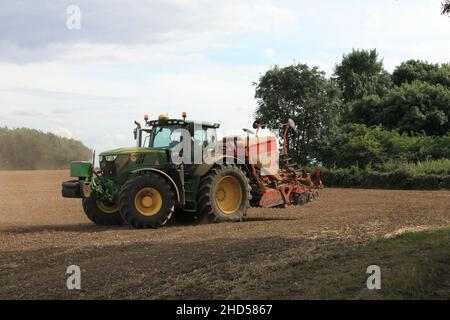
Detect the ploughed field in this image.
<box><xmin>0</xmin><ymin>170</ymin><xmax>449</xmax><ymax>299</ymax></box>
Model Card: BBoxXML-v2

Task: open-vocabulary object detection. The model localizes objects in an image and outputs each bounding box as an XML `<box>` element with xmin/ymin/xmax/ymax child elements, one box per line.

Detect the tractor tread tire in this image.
<box><xmin>197</xmin><ymin>165</ymin><xmax>251</xmax><ymax>223</ymax></box>
<box><xmin>119</xmin><ymin>173</ymin><xmax>174</xmax><ymax>229</ymax></box>
<box><xmin>82</xmin><ymin>195</ymin><xmax>124</xmax><ymax>226</ymax></box>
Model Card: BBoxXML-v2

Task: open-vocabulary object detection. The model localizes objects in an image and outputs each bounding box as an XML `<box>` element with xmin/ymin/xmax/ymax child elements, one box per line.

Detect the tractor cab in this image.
<box><xmin>134</xmin><ymin>113</ymin><xmax>220</xmax><ymax>161</ymax></box>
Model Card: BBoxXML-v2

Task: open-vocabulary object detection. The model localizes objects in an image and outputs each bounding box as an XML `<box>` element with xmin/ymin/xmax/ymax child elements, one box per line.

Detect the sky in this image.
<box><xmin>0</xmin><ymin>0</ymin><xmax>449</xmax><ymax>152</ymax></box>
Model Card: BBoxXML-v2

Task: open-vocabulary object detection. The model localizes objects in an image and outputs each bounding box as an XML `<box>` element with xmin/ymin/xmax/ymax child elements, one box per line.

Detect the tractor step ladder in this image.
<box><xmin>183</xmin><ymin>173</ymin><xmax>197</xmax><ymax>212</ymax></box>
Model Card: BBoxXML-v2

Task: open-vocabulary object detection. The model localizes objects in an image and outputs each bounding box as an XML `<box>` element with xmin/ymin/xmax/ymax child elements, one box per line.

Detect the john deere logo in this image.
<box><xmin>130</xmin><ymin>153</ymin><xmax>137</xmax><ymax>162</ymax></box>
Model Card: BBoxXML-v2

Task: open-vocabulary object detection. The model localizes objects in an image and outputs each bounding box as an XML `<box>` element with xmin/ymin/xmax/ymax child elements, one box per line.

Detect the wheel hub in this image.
<box><xmin>96</xmin><ymin>200</ymin><xmax>118</xmax><ymax>214</ymax></box>
<box><xmin>214</xmin><ymin>176</ymin><xmax>242</xmax><ymax>215</ymax></box>
<box><xmin>141</xmin><ymin>196</ymin><xmax>153</xmax><ymax>208</ymax></box>
<box><xmin>134</xmin><ymin>187</ymin><xmax>163</xmax><ymax>216</ymax></box>
<box><xmin>216</xmin><ymin>189</ymin><xmax>226</xmax><ymax>202</ymax></box>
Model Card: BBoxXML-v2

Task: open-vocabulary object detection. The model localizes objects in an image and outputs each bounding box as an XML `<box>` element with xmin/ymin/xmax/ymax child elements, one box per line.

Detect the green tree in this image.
<box><xmin>347</xmin><ymin>81</ymin><xmax>450</xmax><ymax>136</ymax></box>
<box><xmin>392</xmin><ymin>60</ymin><xmax>450</xmax><ymax>88</ymax></box>
<box><xmin>333</xmin><ymin>49</ymin><xmax>392</xmax><ymax>103</ymax></box>
<box><xmin>254</xmin><ymin>64</ymin><xmax>341</xmax><ymax>165</ymax></box>
<box><xmin>346</xmin><ymin>94</ymin><xmax>382</xmax><ymax>125</ymax></box>
<box><xmin>443</xmin><ymin>1</ymin><xmax>450</xmax><ymax>15</ymax></box>
<box><xmin>379</xmin><ymin>81</ymin><xmax>450</xmax><ymax>135</ymax></box>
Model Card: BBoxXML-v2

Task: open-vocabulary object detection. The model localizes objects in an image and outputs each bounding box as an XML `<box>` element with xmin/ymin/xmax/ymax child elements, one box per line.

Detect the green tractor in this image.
<box><xmin>62</xmin><ymin>113</ymin><xmax>251</xmax><ymax>229</ymax></box>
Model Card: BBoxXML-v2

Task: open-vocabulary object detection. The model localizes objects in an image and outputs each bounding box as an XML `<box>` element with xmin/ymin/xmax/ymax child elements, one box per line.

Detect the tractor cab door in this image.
<box><xmin>190</xmin><ymin>125</ymin><xmax>217</xmax><ymax>165</ymax></box>
<box><xmin>181</xmin><ymin>125</ymin><xmax>219</xmax><ymax>212</ymax></box>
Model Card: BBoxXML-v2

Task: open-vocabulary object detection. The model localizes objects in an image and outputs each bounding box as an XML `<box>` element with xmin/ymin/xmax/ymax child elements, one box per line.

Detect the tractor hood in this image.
<box><xmin>99</xmin><ymin>147</ymin><xmax>166</xmax><ymax>157</ymax></box>
<box><xmin>99</xmin><ymin>148</ymin><xmax>169</xmax><ymax>170</ymax></box>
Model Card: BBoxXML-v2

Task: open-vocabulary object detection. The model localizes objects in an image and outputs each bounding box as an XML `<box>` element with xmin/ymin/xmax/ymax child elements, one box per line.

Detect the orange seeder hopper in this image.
<box><xmin>219</xmin><ymin>120</ymin><xmax>322</xmax><ymax>208</ymax></box>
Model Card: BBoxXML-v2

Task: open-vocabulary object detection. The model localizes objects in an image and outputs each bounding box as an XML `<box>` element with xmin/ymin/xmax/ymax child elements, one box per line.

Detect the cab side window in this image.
<box><xmin>193</xmin><ymin>127</ymin><xmax>205</xmax><ymax>144</ymax></box>
<box><xmin>206</xmin><ymin>128</ymin><xmax>217</xmax><ymax>146</ymax></box>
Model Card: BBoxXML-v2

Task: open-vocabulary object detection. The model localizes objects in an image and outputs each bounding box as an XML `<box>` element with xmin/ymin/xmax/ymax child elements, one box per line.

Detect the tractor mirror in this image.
<box><xmin>288</xmin><ymin>119</ymin><xmax>296</xmax><ymax>130</ymax></box>
<box><xmin>243</xmin><ymin>128</ymin><xmax>255</xmax><ymax>135</ymax></box>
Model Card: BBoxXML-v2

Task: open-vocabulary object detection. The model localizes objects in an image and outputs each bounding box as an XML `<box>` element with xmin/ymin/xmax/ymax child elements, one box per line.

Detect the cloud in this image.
<box><xmin>0</xmin><ymin>0</ymin><xmax>297</xmax><ymax>63</ymax></box>
<box><xmin>0</xmin><ymin>58</ymin><xmax>264</xmax><ymax>152</ymax></box>
<box><xmin>264</xmin><ymin>48</ymin><xmax>275</xmax><ymax>60</ymax></box>
<box><xmin>365</xmin><ymin>5</ymin><xmax>382</xmax><ymax>30</ymax></box>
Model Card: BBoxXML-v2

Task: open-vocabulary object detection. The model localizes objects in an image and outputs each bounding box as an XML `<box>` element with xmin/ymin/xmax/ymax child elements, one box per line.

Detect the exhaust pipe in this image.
<box><xmin>134</xmin><ymin>121</ymin><xmax>142</xmax><ymax>147</ymax></box>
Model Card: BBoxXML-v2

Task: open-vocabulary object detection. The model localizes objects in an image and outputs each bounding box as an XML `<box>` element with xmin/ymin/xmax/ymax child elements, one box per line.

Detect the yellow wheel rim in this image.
<box><xmin>214</xmin><ymin>176</ymin><xmax>243</xmax><ymax>215</ymax></box>
<box><xmin>96</xmin><ymin>200</ymin><xmax>119</xmax><ymax>214</ymax></box>
<box><xmin>134</xmin><ymin>187</ymin><xmax>163</xmax><ymax>216</ymax></box>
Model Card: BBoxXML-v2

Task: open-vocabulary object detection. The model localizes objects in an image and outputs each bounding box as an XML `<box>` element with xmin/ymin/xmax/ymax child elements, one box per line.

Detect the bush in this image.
<box><xmin>441</xmin><ymin>176</ymin><xmax>450</xmax><ymax>189</ymax></box>
<box><xmin>321</xmin><ymin>160</ymin><xmax>450</xmax><ymax>190</ymax></box>
<box><xmin>320</xmin><ymin>124</ymin><xmax>450</xmax><ymax>168</ymax></box>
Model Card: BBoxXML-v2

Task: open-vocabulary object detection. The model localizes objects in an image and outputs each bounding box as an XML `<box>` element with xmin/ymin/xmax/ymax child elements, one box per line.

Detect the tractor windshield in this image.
<box><xmin>148</xmin><ymin>125</ymin><xmax>183</xmax><ymax>149</ymax></box>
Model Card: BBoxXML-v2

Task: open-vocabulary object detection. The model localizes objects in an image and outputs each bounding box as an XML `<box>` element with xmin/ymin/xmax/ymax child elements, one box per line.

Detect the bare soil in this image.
<box><xmin>0</xmin><ymin>170</ymin><xmax>449</xmax><ymax>299</ymax></box>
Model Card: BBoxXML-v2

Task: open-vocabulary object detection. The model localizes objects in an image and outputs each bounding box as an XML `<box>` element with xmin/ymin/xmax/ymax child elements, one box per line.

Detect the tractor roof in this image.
<box><xmin>146</xmin><ymin>118</ymin><xmax>220</xmax><ymax>128</ymax></box>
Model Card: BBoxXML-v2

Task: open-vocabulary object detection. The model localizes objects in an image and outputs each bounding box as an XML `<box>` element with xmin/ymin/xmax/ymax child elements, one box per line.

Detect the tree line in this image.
<box><xmin>254</xmin><ymin>49</ymin><xmax>450</xmax><ymax>189</ymax></box>
<box><xmin>0</xmin><ymin>127</ymin><xmax>92</xmax><ymax>170</ymax></box>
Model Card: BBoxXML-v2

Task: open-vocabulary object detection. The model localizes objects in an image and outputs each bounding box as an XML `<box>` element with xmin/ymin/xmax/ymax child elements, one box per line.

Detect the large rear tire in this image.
<box><xmin>119</xmin><ymin>173</ymin><xmax>174</xmax><ymax>229</ymax></box>
<box><xmin>197</xmin><ymin>165</ymin><xmax>251</xmax><ymax>223</ymax></box>
<box><xmin>82</xmin><ymin>195</ymin><xmax>123</xmax><ymax>226</ymax></box>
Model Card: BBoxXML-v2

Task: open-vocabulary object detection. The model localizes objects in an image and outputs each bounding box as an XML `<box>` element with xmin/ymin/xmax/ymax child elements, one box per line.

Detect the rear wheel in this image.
<box><xmin>82</xmin><ymin>195</ymin><xmax>123</xmax><ymax>226</ymax></box>
<box><xmin>197</xmin><ymin>165</ymin><xmax>251</xmax><ymax>222</ymax></box>
<box><xmin>119</xmin><ymin>173</ymin><xmax>174</xmax><ymax>229</ymax></box>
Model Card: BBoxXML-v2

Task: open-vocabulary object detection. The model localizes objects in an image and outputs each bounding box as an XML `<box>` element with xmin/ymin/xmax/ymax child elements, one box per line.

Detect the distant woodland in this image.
<box><xmin>0</xmin><ymin>127</ymin><xmax>92</xmax><ymax>170</ymax></box>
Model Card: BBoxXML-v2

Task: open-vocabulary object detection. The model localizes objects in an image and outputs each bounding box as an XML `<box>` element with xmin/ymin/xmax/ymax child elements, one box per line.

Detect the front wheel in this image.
<box><xmin>119</xmin><ymin>173</ymin><xmax>175</xmax><ymax>229</ymax></box>
<box><xmin>82</xmin><ymin>195</ymin><xmax>124</xmax><ymax>226</ymax></box>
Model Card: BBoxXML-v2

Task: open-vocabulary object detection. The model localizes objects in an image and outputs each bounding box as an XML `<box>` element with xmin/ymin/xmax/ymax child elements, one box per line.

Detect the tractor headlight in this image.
<box><xmin>105</xmin><ymin>155</ymin><xmax>118</xmax><ymax>162</ymax></box>
<box><xmin>99</xmin><ymin>155</ymin><xmax>104</xmax><ymax>162</ymax></box>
